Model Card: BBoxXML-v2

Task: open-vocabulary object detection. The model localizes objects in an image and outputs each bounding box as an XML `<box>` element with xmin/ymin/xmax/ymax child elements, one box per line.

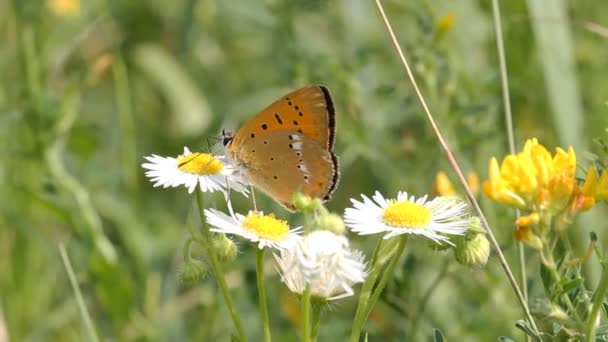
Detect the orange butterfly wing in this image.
<box><xmin>227</xmin><ymin>86</ymin><xmax>338</xmax><ymax>210</ymax></box>
<box><xmin>230</xmin><ymin>85</ymin><xmax>336</xmax><ymax>151</ymax></box>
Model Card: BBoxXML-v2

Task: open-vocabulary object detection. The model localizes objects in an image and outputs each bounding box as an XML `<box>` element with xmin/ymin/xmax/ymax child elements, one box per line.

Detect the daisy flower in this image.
<box><xmin>344</xmin><ymin>191</ymin><xmax>469</xmax><ymax>244</ymax></box>
<box><xmin>274</xmin><ymin>230</ymin><xmax>367</xmax><ymax>301</ymax></box>
<box><xmin>142</xmin><ymin>147</ymin><xmax>248</xmax><ymax>194</ymax></box>
<box><xmin>204</xmin><ymin>209</ymin><xmax>301</xmax><ymax>250</ymax></box>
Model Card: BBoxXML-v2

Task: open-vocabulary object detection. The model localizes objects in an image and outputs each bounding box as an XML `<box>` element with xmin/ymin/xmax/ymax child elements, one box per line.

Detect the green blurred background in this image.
<box><xmin>1</xmin><ymin>0</ymin><xmax>607</xmax><ymax>340</ymax></box>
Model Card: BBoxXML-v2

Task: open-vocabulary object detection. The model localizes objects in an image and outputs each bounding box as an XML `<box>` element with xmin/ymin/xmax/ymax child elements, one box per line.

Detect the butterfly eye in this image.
<box><xmin>221</xmin><ymin>129</ymin><xmax>234</xmax><ymax>146</ymax></box>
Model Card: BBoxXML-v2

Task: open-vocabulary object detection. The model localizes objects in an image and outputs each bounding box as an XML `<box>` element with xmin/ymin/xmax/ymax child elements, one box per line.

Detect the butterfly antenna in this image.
<box><xmin>205</xmin><ymin>135</ymin><xmax>222</xmax><ymax>153</ymax></box>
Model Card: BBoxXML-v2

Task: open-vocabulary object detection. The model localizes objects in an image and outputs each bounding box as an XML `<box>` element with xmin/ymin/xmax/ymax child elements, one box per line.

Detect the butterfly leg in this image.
<box><xmin>250</xmin><ymin>184</ymin><xmax>258</xmax><ymax>212</ymax></box>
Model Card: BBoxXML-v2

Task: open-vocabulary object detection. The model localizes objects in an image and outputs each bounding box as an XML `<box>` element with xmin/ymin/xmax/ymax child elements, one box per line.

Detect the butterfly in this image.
<box><xmin>222</xmin><ymin>85</ymin><xmax>339</xmax><ymax>211</ymax></box>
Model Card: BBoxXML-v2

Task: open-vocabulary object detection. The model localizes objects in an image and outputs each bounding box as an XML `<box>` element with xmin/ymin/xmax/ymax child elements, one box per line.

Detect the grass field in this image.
<box><xmin>1</xmin><ymin>0</ymin><xmax>608</xmax><ymax>341</ymax></box>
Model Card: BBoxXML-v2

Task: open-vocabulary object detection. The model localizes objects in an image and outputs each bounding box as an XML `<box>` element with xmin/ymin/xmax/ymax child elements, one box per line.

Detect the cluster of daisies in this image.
<box><xmin>143</xmin><ymin>147</ymin><xmax>480</xmax><ymax>301</ymax></box>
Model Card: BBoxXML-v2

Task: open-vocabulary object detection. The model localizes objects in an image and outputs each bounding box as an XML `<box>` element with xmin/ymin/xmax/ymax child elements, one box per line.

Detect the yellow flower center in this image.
<box><xmin>382</xmin><ymin>200</ymin><xmax>432</xmax><ymax>228</ymax></box>
<box><xmin>177</xmin><ymin>153</ymin><xmax>223</xmax><ymax>175</ymax></box>
<box><xmin>242</xmin><ymin>212</ymin><xmax>289</xmax><ymax>240</ymax></box>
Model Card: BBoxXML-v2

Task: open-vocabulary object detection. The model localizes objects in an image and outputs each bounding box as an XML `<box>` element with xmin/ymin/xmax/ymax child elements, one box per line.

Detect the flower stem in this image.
<box><xmin>369</xmin><ymin>236</ymin><xmax>384</xmax><ymax>267</ymax></box>
<box><xmin>58</xmin><ymin>243</ymin><xmax>100</xmax><ymax>342</ymax></box>
<box><xmin>373</xmin><ymin>0</ymin><xmax>540</xmax><ymax>336</ymax></box>
<box><xmin>350</xmin><ymin>237</ymin><xmax>408</xmax><ymax>342</ymax></box>
<box><xmin>311</xmin><ymin>303</ymin><xmax>322</xmax><ymax>342</ymax></box>
<box><xmin>302</xmin><ymin>286</ymin><xmax>312</xmax><ymax>342</ymax></box>
<box><xmin>195</xmin><ymin>191</ymin><xmax>247</xmax><ymax>342</ymax></box>
<box><xmin>586</xmin><ymin>262</ymin><xmax>608</xmax><ymax>342</ymax></box>
<box><xmin>350</xmin><ymin>239</ymin><xmax>388</xmax><ymax>342</ymax></box>
<box><xmin>256</xmin><ymin>248</ymin><xmax>272</xmax><ymax>342</ymax></box>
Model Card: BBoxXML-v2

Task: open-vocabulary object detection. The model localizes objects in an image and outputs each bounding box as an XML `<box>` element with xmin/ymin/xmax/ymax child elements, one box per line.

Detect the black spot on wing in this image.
<box><xmin>274</xmin><ymin>113</ymin><xmax>283</xmax><ymax>124</ymax></box>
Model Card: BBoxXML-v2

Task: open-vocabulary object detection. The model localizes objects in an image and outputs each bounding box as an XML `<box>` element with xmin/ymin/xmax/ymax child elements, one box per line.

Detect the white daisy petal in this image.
<box><xmin>141</xmin><ymin>147</ymin><xmax>250</xmax><ymax>195</ymax></box>
<box><xmin>274</xmin><ymin>230</ymin><xmax>367</xmax><ymax>301</ymax></box>
<box><xmin>204</xmin><ymin>209</ymin><xmax>300</xmax><ymax>250</ymax></box>
<box><xmin>344</xmin><ymin>191</ymin><xmax>470</xmax><ymax>245</ymax></box>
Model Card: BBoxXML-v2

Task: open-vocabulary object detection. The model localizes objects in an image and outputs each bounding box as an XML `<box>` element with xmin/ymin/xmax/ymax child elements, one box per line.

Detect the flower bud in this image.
<box><xmin>514</xmin><ymin>226</ymin><xmax>543</xmax><ymax>250</ymax></box>
<box><xmin>211</xmin><ymin>234</ymin><xmax>238</xmax><ymax>262</ymax></box>
<box><xmin>434</xmin><ymin>171</ymin><xmax>457</xmax><ymax>196</ymax></box>
<box><xmin>455</xmin><ymin>230</ymin><xmax>490</xmax><ymax>268</ymax></box>
<box><xmin>317</xmin><ymin>213</ymin><xmax>346</xmax><ymax>235</ymax></box>
<box><xmin>179</xmin><ymin>259</ymin><xmax>208</xmax><ymax>286</ymax></box>
<box><xmin>293</xmin><ymin>192</ymin><xmax>322</xmax><ymax>213</ymax></box>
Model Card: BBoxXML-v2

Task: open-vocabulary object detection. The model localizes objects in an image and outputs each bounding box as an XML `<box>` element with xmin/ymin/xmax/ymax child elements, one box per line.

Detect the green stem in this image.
<box><xmin>45</xmin><ymin>90</ymin><xmax>117</xmax><ymax>264</ymax></box>
<box><xmin>195</xmin><ymin>191</ymin><xmax>247</xmax><ymax>342</ymax></box>
<box><xmin>58</xmin><ymin>243</ymin><xmax>100</xmax><ymax>342</ymax></box>
<box><xmin>350</xmin><ymin>236</ymin><xmax>408</xmax><ymax>342</ymax></box>
<box><xmin>586</xmin><ymin>263</ymin><xmax>608</xmax><ymax>342</ymax></box>
<box><xmin>349</xmin><ymin>239</ymin><xmax>387</xmax><ymax>342</ymax></box>
<box><xmin>22</xmin><ymin>25</ymin><xmax>42</xmax><ymax>111</ymax></box>
<box><xmin>369</xmin><ymin>237</ymin><xmax>384</xmax><ymax>267</ymax></box>
<box><xmin>362</xmin><ymin>236</ymin><xmax>408</xmax><ymax>324</ymax></box>
<box><xmin>257</xmin><ymin>248</ymin><xmax>272</xmax><ymax>342</ymax></box>
<box><xmin>302</xmin><ymin>286</ymin><xmax>312</xmax><ymax>342</ymax></box>
<box><xmin>112</xmin><ymin>53</ymin><xmax>138</xmax><ymax>196</ymax></box>
<box><xmin>311</xmin><ymin>303</ymin><xmax>322</xmax><ymax>342</ymax></box>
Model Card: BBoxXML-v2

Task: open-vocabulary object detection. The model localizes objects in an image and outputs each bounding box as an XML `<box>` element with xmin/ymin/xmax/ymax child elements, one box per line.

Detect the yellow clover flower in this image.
<box><xmin>581</xmin><ymin>165</ymin><xmax>608</xmax><ymax>203</ymax></box>
<box><xmin>483</xmin><ymin>138</ymin><xmax>578</xmax><ymax>213</ymax></box>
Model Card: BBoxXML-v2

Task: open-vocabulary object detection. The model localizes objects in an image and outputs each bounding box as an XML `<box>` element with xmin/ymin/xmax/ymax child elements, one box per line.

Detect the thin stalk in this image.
<box><xmin>256</xmin><ymin>248</ymin><xmax>272</xmax><ymax>342</ymax></box>
<box><xmin>58</xmin><ymin>243</ymin><xmax>100</xmax><ymax>342</ymax></box>
<box><xmin>302</xmin><ymin>286</ymin><xmax>312</xmax><ymax>342</ymax></box>
<box><xmin>490</xmin><ymin>0</ymin><xmax>529</xmax><ymax>320</ymax></box>
<box><xmin>585</xmin><ymin>263</ymin><xmax>608</xmax><ymax>342</ymax></box>
<box><xmin>490</xmin><ymin>0</ymin><xmax>515</xmax><ymax>153</ymax></box>
<box><xmin>311</xmin><ymin>303</ymin><xmax>322</xmax><ymax>342</ymax></box>
<box><xmin>373</xmin><ymin>0</ymin><xmax>540</xmax><ymax>336</ymax></box>
<box><xmin>490</xmin><ymin>2</ymin><xmax>531</xmax><ymax>338</ymax></box>
<box><xmin>195</xmin><ymin>191</ymin><xmax>247</xmax><ymax>342</ymax></box>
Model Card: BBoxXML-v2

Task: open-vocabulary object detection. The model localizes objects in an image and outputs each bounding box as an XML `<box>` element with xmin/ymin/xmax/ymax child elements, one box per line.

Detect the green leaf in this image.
<box><xmin>595</xmin><ymin>324</ymin><xmax>608</xmax><ymax>333</ymax></box>
<box><xmin>498</xmin><ymin>337</ymin><xmax>515</xmax><ymax>342</ymax></box>
<box><xmin>433</xmin><ymin>328</ymin><xmax>446</xmax><ymax>342</ymax></box>
<box><xmin>514</xmin><ymin>320</ymin><xmax>540</xmax><ymax>341</ymax></box>
<box><xmin>540</xmin><ymin>263</ymin><xmax>552</xmax><ymax>295</ymax></box>
<box><xmin>556</xmin><ymin>277</ymin><xmax>583</xmax><ymax>297</ymax></box>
